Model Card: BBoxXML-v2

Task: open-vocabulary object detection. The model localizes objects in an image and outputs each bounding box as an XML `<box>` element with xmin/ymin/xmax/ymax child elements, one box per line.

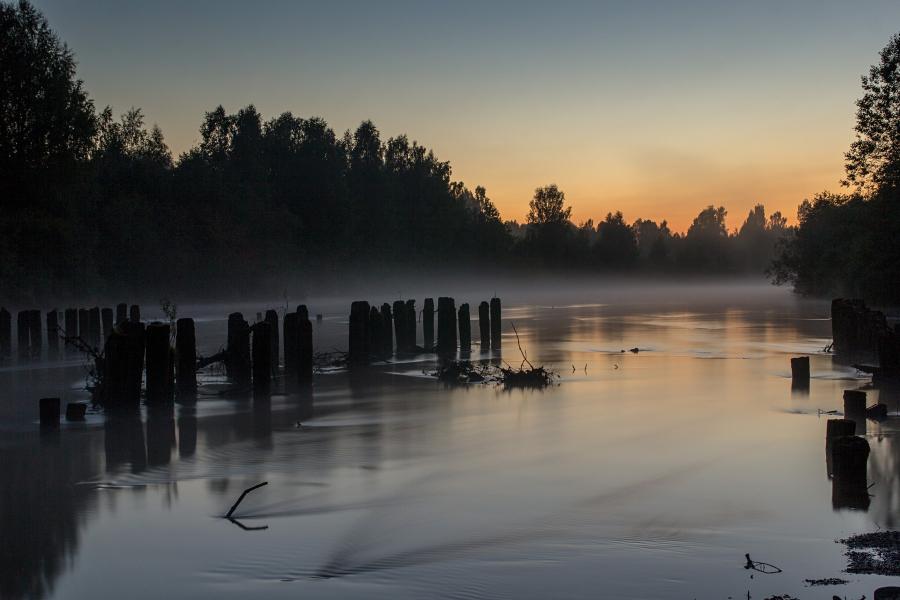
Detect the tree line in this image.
<box><xmin>9</xmin><ymin>1</ymin><xmax>894</xmax><ymax>303</ymax></box>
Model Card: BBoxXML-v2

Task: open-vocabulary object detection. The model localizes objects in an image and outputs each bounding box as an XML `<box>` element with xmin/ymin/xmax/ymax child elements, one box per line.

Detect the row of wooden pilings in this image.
<box><xmin>0</xmin><ymin>303</ymin><xmax>142</xmax><ymax>361</ymax></box>
<box><xmin>825</xmin><ymin>389</ymin><xmax>882</xmax><ymax>511</ymax></box>
<box><xmin>348</xmin><ymin>297</ymin><xmax>501</xmax><ymax>363</ymax></box>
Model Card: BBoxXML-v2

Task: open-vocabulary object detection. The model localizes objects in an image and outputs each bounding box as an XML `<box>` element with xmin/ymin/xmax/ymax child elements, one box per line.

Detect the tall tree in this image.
<box><xmin>844</xmin><ymin>33</ymin><xmax>900</xmax><ymax>193</ymax></box>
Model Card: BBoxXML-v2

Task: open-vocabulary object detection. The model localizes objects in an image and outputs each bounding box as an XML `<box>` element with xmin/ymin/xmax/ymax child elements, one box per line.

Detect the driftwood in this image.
<box><xmin>225</xmin><ymin>481</ymin><xmax>268</xmax><ymax>518</ymax></box>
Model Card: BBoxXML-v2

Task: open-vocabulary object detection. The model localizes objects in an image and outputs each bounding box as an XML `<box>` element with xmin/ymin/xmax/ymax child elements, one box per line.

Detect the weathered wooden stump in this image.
<box><xmin>0</xmin><ymin>307</ymin><xmax>10</xmax><ymax>360</ymax></box>
<box><xmin>116</xmin><ymin>303</ymin><xmax>128</xmax><ymax>325</ymax></box>
<box><xmin>28</xmin><ymin>309</ymin><xmax>41</xmax><ymax>359</ymax></box>
<box><xmin>297</xmin><ymin>304</ymin><xmax>309</xmax><ymax>321</ymax></box>
<box><xmin>129</xmin><ymin>304</ymin><xmax>141</xmax><ymax>323</ymax></box>
<box><xmin>826</xmin><ymin>419</ymin><xmax>856</xmax><ymax>441</ymax></box>
<box><xmin>17</xmin><ymin>310</ymin><xmax>30</xmax><ymax>361</ymax></box>
<box><xmin>265</xmin><ymin>309</ymin><xmax>279</xmax><ymax>373</ymax></box>
<box><xmin>283</xmin><ymin>312</ymin><xmax>299</xmax><ymax>375</ymax></box>
<box><xmin>381</xmin><ymin>303</ymin><xmax>393</xmax><ymax>356</ymax></box>
<box><xmin>39</xmin><ymin>397</ymin><xmax>60</xmax><ymax>428</ymax></box>
<box><xmin>101</xmin><ymin>308</ymin><xmax>114</xmax><ymax>342</ymax></box>
<box><xmin>78</xmin><ymin>308</ymin><xmax>89</xmax><ymax>344</ymax></box>
<box><xmin>844</xmin><ymin>390</ymin><xmax>867</xmax><ymax>420</ymax></box>
<box><xmin>252</xmin><ymin>322</ymin><xmax>272</xmax><ymax>392</ymax></box>
<box><xmin>368</xmin><ymin>306</ymin><xmax>384</xmax><ymax>359</ymax></box>
<box><xmin>437</xmin><ymin>297</ymin><xmax>457</xmax><ymax>355</ymax></box>
<box><xmin>405</xmin><ymin>300</ymin><xmax>416</xmax><ymax>350</ymax></box>
<box><xmin>298</xmin><ymin>312</ymin><xmax>313</xmax><ymax>383</ymax></box>
<box><xmin>88</xmin><ymin>307</ymin><xmax>102</xmax><ymax>350</ymax></box>
<box><xmin>392</xmin><ymin>301</ymin><xmax>406</xmax><ymax>353</ymax></box>
<box><xmin>46</xmin><ymin>310</ymin><xmax>59</xmax><ymax>358</ymax></box>
<box><xmin>175</xmin><ymin>318</ymin><xmax>197</xmax><ymax>393</ymax></box>
<box><xmin>458</xmin><ymin>303</ymin><xmax>471</xmax><ymax>352</ymax></box>
<box><xmin>64</xmin><ymin>308</ymin><xmax>77</xmax><ymax>352</ymax></box>
<box><xmin>831</xmin><ymin>434</ymin><xmax>871</xmax><ymax>510</ymax></box>
<box><xmin>490</xmin><ymin>297</ymin><xmax>502</xmax><ymax>349</ymax></box>
<box><xmin>479</xmin><ymin>301</ymin><xmax>490</xmax><ymax>351</ymax></box>
<box><xmin>349</xmin><ymin>301</ymin><xmax>370</xmax><ymax>363</ymax></box>
<box><xmin>65</xmin><ymin>402</ymin><xmax>86</xmax><ymax>421</ymax></box>
<box><xmin>790</xmin><ymin>356</ymin><xmax>809</xmax><ymax>382</ymax></box>
<box><xmin>145</xmin><ymin>322</ymin><xmax>173</xmax><ymax>403</ymax></box>
<box><xmin>423</xmin><ymin>298</ymin><xmax>435</xmax><ymax>350</ymax></box>
<box><xmin>226</xmin><ymin>312</ymin><xmax>251</xmax><ymax>385</ymax></box>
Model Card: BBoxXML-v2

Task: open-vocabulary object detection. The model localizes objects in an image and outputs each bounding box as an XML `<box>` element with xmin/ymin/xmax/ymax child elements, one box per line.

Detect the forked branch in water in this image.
<box><xmin>225</xmin><ymin>481</ymin><xmax>268</xmax><ymax>518</ymax></box>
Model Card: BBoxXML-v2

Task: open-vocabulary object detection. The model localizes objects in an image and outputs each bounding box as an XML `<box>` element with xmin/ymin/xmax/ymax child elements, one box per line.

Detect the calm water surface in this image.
<box><xmin>1</xmin><ymin>282</ymin><xmax>897</xmax><ymax>599</ymax></box>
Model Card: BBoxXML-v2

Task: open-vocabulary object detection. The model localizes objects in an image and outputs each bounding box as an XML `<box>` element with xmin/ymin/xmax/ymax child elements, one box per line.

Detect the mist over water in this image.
<box><xmin>1</xmin><ymin>279</ymin><xmax>896</xmax><ymax>599</ymax></box>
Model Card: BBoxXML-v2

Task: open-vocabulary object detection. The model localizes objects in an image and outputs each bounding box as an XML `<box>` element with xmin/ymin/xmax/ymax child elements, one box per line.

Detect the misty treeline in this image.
<box><xmin>5</xmin><ymin>2</ymin><xmax>897</xmax><ymax>305</ymax></box>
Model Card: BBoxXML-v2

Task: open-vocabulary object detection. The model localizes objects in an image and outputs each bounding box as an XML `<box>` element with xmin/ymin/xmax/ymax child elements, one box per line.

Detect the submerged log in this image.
<box><xmin>349</xmin><ymin>301</ymin><xmax>370</xmax><ymax>363</ymax></box>
<box><xmin>226</xmin><ymin>313</ymin><xmax>251</xmax><ymax>384</ymax></box>
<box><xmin>175</xmin><ymin>318</ymin><xmax>197</xmax><ymax>393</ymax></box>
<box><xmin>479</xmin><ymin>301</ymin><xmax>490</xmax><ymax>351</ymax></box>
<box><xmin>458</xmin><ymin>303</ymin><xmax>471</xmax><ymax>352</ymax></box>
<box><xmin>490</xmin><ymin>297</ymin><xmax>502</xmax><ymax>350</ymax></box>
<box><xmin>437</xmin><ymin>297</ymin><xmax>457</xmax><ymax>355</ymax></box>
<box><xmin>252</xmin><ymin>322</ymin><xmax>272</xmax><ymax>392</ymax></box>
<box><xmin>145</xmin><ymin>322</ymin><xmax>173</xmax><ymax>403</ymax></box>
<box><xmin>0</xmin><ymin>307</ymin><xmax>10</xmax><ymax>360</ymax></box>
<box><xmin>423</xmin><ymin>298</ymin><xmax>435</xmax><ymax>351</ymax></box>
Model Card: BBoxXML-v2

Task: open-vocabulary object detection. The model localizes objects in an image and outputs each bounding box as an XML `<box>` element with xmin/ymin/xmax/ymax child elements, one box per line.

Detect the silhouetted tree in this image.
<box><xmin>594</xmin><ymin>212</ymin><xmax>638</xmax><ymax>269</ymax></box>
<box><xmin>524</xmin><ymin>184</ymin><xmax>573</xmax><ymax>264</ymax></box>
<box><xmin>844</xmin><ymin>33</ymin><xmax>900</xmax><ymax>193</ymax></box>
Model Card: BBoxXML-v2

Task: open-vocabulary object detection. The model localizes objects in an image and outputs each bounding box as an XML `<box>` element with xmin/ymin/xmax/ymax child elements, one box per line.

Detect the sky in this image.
<box><xmin>30</xmin><ymin>0</ymin><xmax>900</xmax><ymax>231</ymax></box>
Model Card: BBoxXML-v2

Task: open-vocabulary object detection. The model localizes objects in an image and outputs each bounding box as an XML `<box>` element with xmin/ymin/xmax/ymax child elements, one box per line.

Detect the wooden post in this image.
<box><xmin>145</xmin><ymin>322</ymin><xmax>172</xmax><ymax>403</ymax></box>
<box><xmin>39</xmin><ymin>397</ymin><xmax>60</xmax><ymax>428</ymax></box>
<box><xmin>65</xmin><ymin>402</ymin><xmax>86</xmax><ymax>421</ymax></box>
<box><xmin>368</xmin><ymin>306</ymin><xmax>383</xmax><ymax>359</ymax></box>
<box><xmin>101</xmin><ymin>308</ymin><xmax>114</xmax><ymax>342</ymax></box>
<box><xmin>298</xmin><ymin>311</ymin><xmax>313</xmax><ymax>383</ymax></box>
<box><xmin>88</xmin><ymin>307</ymin><xmax>102</xmax><ymax>350</ymax></box>
<box><xmin>437</xmin><ymin>297</ymin><xmax>457</xmax><ymax>355</ymax></box>
<box><xmin>349</xmin><ymin>301</ymin><xmax>370</xmax><ymax>363</ymax></box>
<box><xmin>78</xmin><ymin>309</ymin><xmax>89</xmax><ymax>344</ymax></box>
<box><xmin>0</xmin><ymin>307</ymin><xmax>10</xmax><ymax>360</ymax></box>
<box><xmin>129</xmin><ymin>304</ymin><xmax>141</xmax><ymax>322</ymax></box>
<box><xmin>826</xmin><ymin>419</ymin><xmax>856</xmax><ymax>441</ymax></box>
<box><xmin>64</xmin><ymin>308</ymin><xmax>77</xmax><ymax>353</ymax></box>
<box><xmin>103</xmin><ymin>320</ymin><xmax>145</xmax><ymax>408</ymax></box>
<box><xmin>831</xmin><ymin>435</ymin><xmax>871</xmax><ymax>510</ymax></box>
<box><xmin>423</xmin><ymin>298</ymin><xmax>435</xmax><ymax>350</ymax></box>
<box><xmin>116</xmin><ymin>303</ymin><xmax>128</xmax><ymax>325</ymax></box>
<box><xmin>17</xmin><ymin>310</ymin><xmax>30</xmax><ymax>361</ymax></box>
<box><xmin>252</xmin><ymin>322</ymin><xmax>272</xmax><ymax>392</ymax></box>
<box><xmin>392</xmin><ymin>301</ymin><xmax>406</xmax><ymax>353</ymax></box>
<box><xmin>265</xmin><ymin>309</ymin><xmax>279</xmax><ymax>374</ymax></box>
<box><xmin>790</xmin><ymin>356</ymin><xmax>809</xmax><ymax>382</ymax></box>
<box><xmin>490</xmin><ymin>297</ymin><xmax>501</xmax><ymax>350</ymax></box>
<box><xmin>381</xmin><ymin>303</ymin><xmax>393</xmax><ymax>356</ymax></box>
<box><xmin>458</xmin><ymin>303</ymin><xmax>471</xmax><ymax>352</ymax></box>
<box><xmin>283</xmin><ymin>312</ymin><xmax>299</xmax><ymax>375</ymax></box>
<box><xmin>28</xmin><ymin>309</ymin><xmax>41</xmax><ymax>359</ymax></box>
<box><xmin>844</xmin><ymin>390</ymin><xmax>867</xmax><ymax>420</ymax></box>
<box><xmin>296</xmin><ymin>305</ymin><xmax>309</xmax><ymax>321</ymax></box>
<box><xmin>46</xmin><ymin>310</ymin><xmax>59</xmax><ymax>358</ymax></box>
<box><xmin>405</xmin><ymin>299</ymin><xmax>416</xmax><ymax>351</ymax></box>
<box><xmin>175</xmin><ymin>318</ymin><xmax>197</xmax><ymax>393</ymax></box>
<box><xmin>479</xmin><ymin>301</ymin><xmax>490</xmax><ymax>351</ymax></box>
<box><xmin>226</xmin><ymin>312</ymin><xmax>251</xmax><ymax>385</ymax></box>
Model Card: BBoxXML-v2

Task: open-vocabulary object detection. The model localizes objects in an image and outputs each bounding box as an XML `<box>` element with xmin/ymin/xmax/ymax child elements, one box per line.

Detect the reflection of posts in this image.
<box><xmin>104</xmin><ymin>410</ymin><xmax>147</xmax><ymax>473</ymax></box>
<box><xmin>177</xmin><ymin>406</ymin><xmax>197</xmax><ymax>459</ymax></box>
<box><xmin>146</xmin><ymin>405</ymin><xmax>176</xmax><ymax>467</ymax></box>
<box><xmin>825</xmin><ymin>419</ymin><xmax>856</xmax><ymax>478</ymax></box>
<box><xmin>831</xmin><ymin>434</ymin><xmax>871</xmax><ymax>511</ymax></box>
